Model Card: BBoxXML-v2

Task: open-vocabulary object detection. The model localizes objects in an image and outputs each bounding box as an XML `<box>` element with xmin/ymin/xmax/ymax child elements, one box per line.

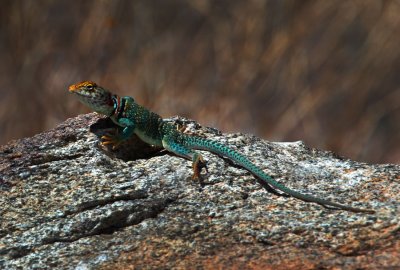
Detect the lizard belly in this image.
<box><xmin>134</xmin><ymin>129</ymin><xmax>163</xmax><ymax>147</ymax></box>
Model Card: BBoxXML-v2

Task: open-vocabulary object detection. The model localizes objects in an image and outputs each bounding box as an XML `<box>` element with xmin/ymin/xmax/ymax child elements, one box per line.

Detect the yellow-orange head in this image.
<box><xmin>68</xmin><ymin>81</ymin><xmax>115</xmax><ymax>116</ymax></box>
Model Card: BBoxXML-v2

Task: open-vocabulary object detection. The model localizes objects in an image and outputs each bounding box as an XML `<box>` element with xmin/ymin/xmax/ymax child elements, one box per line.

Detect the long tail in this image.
<box><xmin>184</xmin><ymin>136</ymin><xmax>374</xmax><ymax>214</ymax></box>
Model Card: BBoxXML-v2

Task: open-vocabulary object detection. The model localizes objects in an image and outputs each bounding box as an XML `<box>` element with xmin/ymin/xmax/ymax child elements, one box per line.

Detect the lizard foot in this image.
<box><xmin>192</xmin><ymin>154</ymin><xmax>208</xmax><ymax>181</ymax></box>
<box><xmin>101</xmin><ymin>134</ymin><xmax>123</xmax><ymax>150</ymax></box>
<box><xmin>176</xmin><ymin>123</ymin><xmax>187</xmax><ymax>133</ymax></box>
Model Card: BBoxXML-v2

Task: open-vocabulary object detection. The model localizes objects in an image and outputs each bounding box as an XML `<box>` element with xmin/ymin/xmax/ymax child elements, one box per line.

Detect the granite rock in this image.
<box><xmin>0</xmin><ymin>113</ymin><xmax>399</xmax><ymax>269</ymax></box>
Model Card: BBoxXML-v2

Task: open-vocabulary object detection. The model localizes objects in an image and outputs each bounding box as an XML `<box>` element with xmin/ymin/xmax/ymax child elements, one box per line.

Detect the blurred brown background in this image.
<box><xmin>0</xmin><ymin>0</ymin><xmax>399</xmax><ymax>164</ymax></box>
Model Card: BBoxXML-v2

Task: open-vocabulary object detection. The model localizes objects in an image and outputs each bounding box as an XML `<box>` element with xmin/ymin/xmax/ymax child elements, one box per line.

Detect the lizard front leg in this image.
<box><xmin>102</xmin><ymin>118</ymin><xmax>135</xmax><ymax>149</ymax></box>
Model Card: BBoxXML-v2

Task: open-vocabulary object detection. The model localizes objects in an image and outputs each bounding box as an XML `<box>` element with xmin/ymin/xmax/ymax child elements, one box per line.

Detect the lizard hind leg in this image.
<box><xmin>162</xmin><ymin>140</ymin><xmax>208</xmax><ymax>180</ymax></box>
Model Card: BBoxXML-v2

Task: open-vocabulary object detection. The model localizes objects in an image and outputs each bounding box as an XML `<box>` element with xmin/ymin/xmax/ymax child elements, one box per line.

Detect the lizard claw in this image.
<box><xmin>101</xmin><ymin>134</ymin><xmax>123</xmax><ymax>149</ymax></box>
<box><xmin>176</xmin><ymin>123</ymin><xmax>187</xmax><ymax>133</ymax></box>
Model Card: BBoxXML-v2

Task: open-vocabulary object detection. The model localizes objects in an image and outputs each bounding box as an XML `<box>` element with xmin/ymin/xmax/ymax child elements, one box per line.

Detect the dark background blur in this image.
<box><xmin>0</xmin><ymin>0</ymin><xmax>399</xmax><ymax>164</ymax></box>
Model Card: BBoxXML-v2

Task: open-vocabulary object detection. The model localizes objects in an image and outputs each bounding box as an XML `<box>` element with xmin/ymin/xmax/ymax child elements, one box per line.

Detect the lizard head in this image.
<box><xmin>69</xmin><ymin>81</ymin><xmax>115</xmax><ymax>116</ymax></box>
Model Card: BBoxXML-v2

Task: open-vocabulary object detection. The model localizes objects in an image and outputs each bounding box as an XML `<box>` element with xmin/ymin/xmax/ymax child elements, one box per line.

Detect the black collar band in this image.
<box><xmin>117</xmin><ymin>98</ymin><xmax>126</xmax><ymax>119</ymax></box>
<box><xmin>110</xmin><ymin>95</ymin><xmax>118</xmax><ymax>117</ymax></box>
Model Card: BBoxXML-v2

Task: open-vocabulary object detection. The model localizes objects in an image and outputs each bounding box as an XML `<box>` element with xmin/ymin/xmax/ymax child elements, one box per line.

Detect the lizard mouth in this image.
<box><xmin>68</xmin><ymin>84</ymin><xmax>79</xmax><ymax>92</ymax></box>
<box><xmin>68</xmin><ymin>86</ymin><xmax>90</xmax><ymax>98</ymax></box>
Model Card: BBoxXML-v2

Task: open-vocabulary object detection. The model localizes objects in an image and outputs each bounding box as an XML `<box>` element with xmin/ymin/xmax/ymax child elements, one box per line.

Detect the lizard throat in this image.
<box><xmin>76</xmin><ymin>92</ymin><xmax>114</xmax><ymax>116</ymax></box>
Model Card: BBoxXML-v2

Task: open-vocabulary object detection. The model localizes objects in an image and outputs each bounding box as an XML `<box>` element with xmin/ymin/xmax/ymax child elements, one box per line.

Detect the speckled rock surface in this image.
<box><xmin>1</xmin><ymin>113</ymin><xmax>399</xmax><ymax>269</ymax></box>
